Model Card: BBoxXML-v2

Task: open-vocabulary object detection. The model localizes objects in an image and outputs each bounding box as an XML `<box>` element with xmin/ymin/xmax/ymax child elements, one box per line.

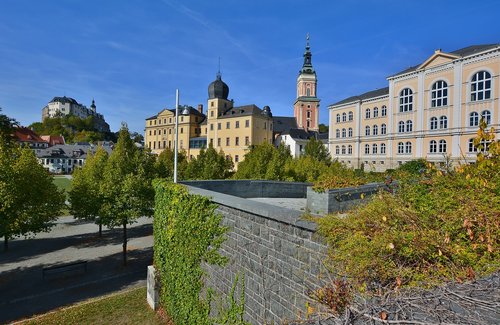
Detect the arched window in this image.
<box><xmin>365</xmin><ymin>108</ymin><xmax>371</xmax><ymax>119</ymax></box>
<box><xmin>336</xmin><ymin>114</ymin><xmax>341</xmax><ymax>123</ymax></box>
<box><xmin>399</xmin><ymin>88</ymin><xmax>413</xmax><ymax>112</ymax></box>
<box><xmin>348</xmin><ymin>111</ymin><xmax>353</xmax><ymax>121</ymax></box>
<box><xmin>381</xmin><ymin>124</ymin><xmax>387</xmax><ymax>135</ymax></box>
<box><xmin>430</xmin><ymin>117</ymin><xmax>438</xmax><ymax>130</ymax></box>
<box><xmin>380</xmin><ymin>143</ymin><xmax>386</xmax><ymax>154</ymax></box>
<box><xmin>364</xmin><ymin>144</ymin><xmax>370</xmax><ymax>155</ymax></box>
<box><xmin>471</xmin><ymin>71</ymin><xmax>492</xmax><ymax>101</ymax></box>
<box><xmin>348</xmin><ymin>145</ymin><xmax>353</xmax><ymax>155</ymax></box>
<box><xmin>372</xmin><ymin>144</ymin><xmax>378</xmax><ymax>154</ymax></box>
<box><xmin>469</xmin><ymin>112</ymin><xmax>479</xmax><ymax>127</ymax></box>
<box><xmin>468</xmin><ymin>138</ymin><xmax>477</xmax><ymax>152</ymax></box>
<box><xmin>342</xmin><ymin>112</ymin><xmax>347</xmax><ymax>122</ymax></box>
<box><xmin>348</xmin><ymin>127</ymin><xmax>353</xmax><ymax>137</ymax></box>
<box><xmin>381</xmin><ymin>105</ymin><xmax>387</xmax><ymax>117</ymax></box>
<box><xmin>439</xmin><ymin>139</ymin><xmax>447</xmax><ymax>153</ymax></box>
<box><xmin>439</xmin><ymin>116</ymin><xmax>448</xmax><ymax>129</ymax></box>
<box><xmin>373</xmin><ymin>107</ymin><xmax>379</xmax><ymax>117</ymax></box>
<box><xmin>481</xmin><ymin>110</ymin><xmax>491</xmax><ymax>125</ymax></box>
<box><xmin>365</xmin><ymin>125</ymin><xmax>370</xmax><ymax>136</ymax></box>
<box><xmin>430</xmin><ymin>140</ymin><xmax>437</xmax><ymax>153</ymax></box>
<box><xmin>341</xmin><ymin>145</ymin><xmax>346</xmax><ymax>155</ymax></box>
<box><xmin>398</xmin><ymin>121</ymin><xmax>405</xmax><ymax>133</ymax></box>
<box><xmin>335</xmin><ymin>145</ymin><xmax>340</xmax><ymax>155</ymax></box>
<box><xmin>406</xmin><ymin>120</ymin><xmax>413</xmax><ymax>132</ymax></box>
<box><xmin>397</xmin><ymin>142</ymin><xmax>404</xmax><ymax>154</ymax></box>
<box><xmin>405</xmin><ymin>141</ymin><xmax>412</xmax><ymax>154</ymax></box>
<box><xmin>306</xmin><ymin>88</ymin><xmax>311</xmax><ymax>96</ymax></box>
<box><xmin>342</xmin><ymin>128</ymin><xmax>346</xmax><ymax>138</ymax></box>
<box><xmin>373</xmin><ymin>124</ymin><xmax>378</xmax><ymax>135</ymax></box>
<box><xmin>336</xmin><ymin>129</ymin><xmax>340</xmax><ymax>138</ymax></box>
<box><xmin>431</xmin><ymin>80</ymin><xmax>448</xmax><ymax>107</ymax></box>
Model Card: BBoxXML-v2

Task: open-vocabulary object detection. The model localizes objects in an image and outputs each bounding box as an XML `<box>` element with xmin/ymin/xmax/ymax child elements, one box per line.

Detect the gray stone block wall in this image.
<box><xmin>186</xmin><ymin>186</ymin><xmax>328</xmax><ymax>324</ymax></box>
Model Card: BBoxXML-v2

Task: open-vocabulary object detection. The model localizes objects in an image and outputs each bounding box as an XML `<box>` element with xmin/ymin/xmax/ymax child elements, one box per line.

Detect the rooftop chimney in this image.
<box><xmin>197</xmin><ymin>104</ymin><xmax>203</xmax><ymax>114</ymax></box>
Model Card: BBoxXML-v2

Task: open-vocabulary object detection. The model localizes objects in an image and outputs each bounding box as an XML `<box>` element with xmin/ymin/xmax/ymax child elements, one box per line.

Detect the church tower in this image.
<box><xmin>294</xmin><ymin>34</ymin><xmax>320</xmax><ymax>131</ymax></box>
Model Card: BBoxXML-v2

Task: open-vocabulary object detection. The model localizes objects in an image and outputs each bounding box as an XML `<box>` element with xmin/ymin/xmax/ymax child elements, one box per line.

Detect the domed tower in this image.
<box><xmin>90</xmin><ymin>99</ymin><xmax>96</xmax><ymax>112</ymax></box>
<box><xmin>207</xmin><ymin>71</ymin><xmax>232</xmax><ymax>121</ymax></box>
<box><xmin>294</xmin><ymin>34</ymin><xmax>320</xmax><ymax>131</ymax></box>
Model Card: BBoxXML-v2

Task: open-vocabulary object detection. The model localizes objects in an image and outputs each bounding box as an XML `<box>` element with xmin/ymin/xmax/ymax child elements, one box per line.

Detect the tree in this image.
<box><xmin>185</xmin><ymin>145</ymin><xmax>233</xmax><ymax>180</ymax></box>
<box><xmin>234</xmin><ymin>142</ymin><xmax>292</xmax><ymax>180</ymax></box>
<box><xmin>155</xmin><ymin>147</ymin><xmax>188</xmax><ymax>180</ymax></box>
<box><xmin>304</xmin><ymin>136</ymin><xmax>330</xmax><ymax>163</ymax></box>
<box><xmin>69</xmin><ymin>146</ymin><xmax>109</xmax><ymax>236</ymax></box>
<box><xmin>0</xmin><ymin>141</ymin><xmax>65</xmax><ymax>250</ymax></box>
<box><xmin>99</xmin><ymin>125</ymin><xmax>155</xmax><ymax>265</ymax></box>
<box><xmin>318</xmin><ymin>123</ymin><xmax>329</xmax><ymax>133</ymax></box>
<box><xmin>0</xmin><ymin>107</ymin><xmax>18</xmax><ymax>143</ymax></box>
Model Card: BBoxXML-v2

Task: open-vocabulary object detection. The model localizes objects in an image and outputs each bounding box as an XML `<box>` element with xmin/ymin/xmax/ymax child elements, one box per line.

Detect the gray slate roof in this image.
<box><xmin>36</xmin><ymin>144</ymin><xmax>112</xmax><ymax>160</ymax></box>
<box><xmin>331</xmin><ymin>87</ymin><xmax>389</xmax><ymax>106</ymax></box>
<box><xmin>218</xmin><ymin>104</ymin><xmax>270</xmax><ymax>119</ymax></box>
<box><xmin>273</xmin><ymin>116</ymin><xmax>298</xmax><ymax>134</ymax></box>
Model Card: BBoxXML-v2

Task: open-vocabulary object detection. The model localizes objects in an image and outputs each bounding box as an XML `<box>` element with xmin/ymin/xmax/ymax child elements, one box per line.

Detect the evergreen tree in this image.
<box><xmin>304</xmin><ymin>136</ymin><xmax>330</xmax><ymax>163</ymax></box>
<box><xmin>155</xmin><ymin>147</ymin><xmax>188</xmax><ymax>180</ymax></box>
<box><xmin>185</xmin><ymin>145</ymin><xmax>233</xmax><ymax>180</ymax></box>
<box><xmin>0</xmin><ymin>108</ymin><xmax>18</xmax><ymax>143</ymax></box>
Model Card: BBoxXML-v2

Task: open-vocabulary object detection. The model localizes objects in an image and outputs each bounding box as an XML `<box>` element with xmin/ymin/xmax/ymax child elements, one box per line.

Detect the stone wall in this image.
<box><xmin>186</xmin><ymin>186</ymin><xmax>328</xmax><ymax>324</ymax></box>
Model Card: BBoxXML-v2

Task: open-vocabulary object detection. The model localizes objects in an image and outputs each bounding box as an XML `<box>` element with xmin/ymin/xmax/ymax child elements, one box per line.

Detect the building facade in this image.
<box><xmin>42</xmin><ymin>97</ymin><xmax>110</xmax><ymax>132</ymax></box>
<box><xmin>329</xmin><ymin>44</ymin><xmax>500</xmax><ymax>171</ymax></box>
<box><xmin>36</xmin><ymin>144</ymin><xmax>112</xmax><ymax>174</ymax></box>
<box><xmin>293</xmin><ymin>35</ymin><xmax>320</xmax><ymax>132</ymax></box>
<box><xmin>144</xmin><ymin>73</ymin><xmax>274</xmax><ymax>166</ymax></box>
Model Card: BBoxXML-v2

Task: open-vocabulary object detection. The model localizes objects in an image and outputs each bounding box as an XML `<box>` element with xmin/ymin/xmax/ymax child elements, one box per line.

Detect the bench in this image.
<box><xmin>42</xmin><ymin>260</ymin><xmax>88</xmax><ymax>279</ymax></box>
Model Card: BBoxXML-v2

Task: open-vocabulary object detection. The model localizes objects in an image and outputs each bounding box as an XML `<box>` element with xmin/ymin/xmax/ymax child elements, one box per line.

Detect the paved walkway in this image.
<box><xmin>0</xmin><ymin>216</ymin><xmax>153</xmax><ymax>324</ymax></box>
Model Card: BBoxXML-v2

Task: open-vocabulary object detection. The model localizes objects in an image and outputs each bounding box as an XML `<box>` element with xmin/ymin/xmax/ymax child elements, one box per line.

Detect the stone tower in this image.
<box><xmin>294</xmin><ymin>34</ymin><xmax>320</xmax><ymax>131</ymax></box>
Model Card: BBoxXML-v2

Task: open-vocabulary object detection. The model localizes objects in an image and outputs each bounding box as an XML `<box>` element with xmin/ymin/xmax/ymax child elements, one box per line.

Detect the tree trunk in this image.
<box><xmin>122</xmin><ymin>220</ymin><xmax>127</xmax><ymax>266</ymax></box>
<box><xmin>98</xmin><ymin>223</ymin><xmax>102</xmax><ymax>238</ymax></box>
<box><xmin>4</xmin><ymin>235</ymin><xmax>8</xmax><ymax>252</ymax></box>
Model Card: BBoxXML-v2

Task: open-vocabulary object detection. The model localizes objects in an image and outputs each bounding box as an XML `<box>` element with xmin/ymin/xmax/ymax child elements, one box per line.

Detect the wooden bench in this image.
<box><xmin>42</xmin><ymin>261</ymin><xmax>88</xmax><ymax>279</ymax></box>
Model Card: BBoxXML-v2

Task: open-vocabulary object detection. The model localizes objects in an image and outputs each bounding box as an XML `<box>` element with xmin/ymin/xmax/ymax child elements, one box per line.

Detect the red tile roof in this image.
<box><xmin>13</xmin><ymin>127</ymin><xmax>47</xmax><ymax>144</ymax></box>
<box><xmin>40</xmin><ymin>135</ymin><xmax>66</xmax><ymax>146</ymax></box>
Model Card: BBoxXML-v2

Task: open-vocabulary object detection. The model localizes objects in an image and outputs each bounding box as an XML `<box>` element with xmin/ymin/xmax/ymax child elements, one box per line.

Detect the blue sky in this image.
<box><xmin>0</xmin><ymin>0</ymin><xmax>499</xmax><ymax>134</ymax></box>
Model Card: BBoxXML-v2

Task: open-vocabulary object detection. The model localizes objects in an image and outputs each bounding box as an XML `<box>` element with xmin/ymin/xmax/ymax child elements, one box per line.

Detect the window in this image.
<box><xmin>470</xmin><ymin>71</ymin><xmax>491</xmax><ymax>101</ymax></box>
<box><xmin>364</xmin><ymin>144</ymin><xmax>370</xmax><ymax>155</ymax></box>
<box><xmin>381</xmin><ymin>105</ymin><xmax>387</xmax><ymax>117</ymax></box>
<box><xmin>398</xmin><ymin>121</ymin><xmax>405</xmax><ymax>133</ymax></box>
<box><xmin>373</xmin><ymin>125</ymin><xmax>378</xmax><ymax>136</ymax></box>
<box><xmin>372</xmin><ymin>144</ymin><xmax>378</xmax><ymax>154</ymax></box>
<box><xmin>439</xmin><ymin>116</ymin><xmax>448</xmax><ymax>129</ymax></box>
<box><xmin>180</xmin><ymin>127</ymin><xmax>184</xmax><ymax>134</ymax></box>
<box><xmin>430</xmin><ymin>117</ymin><xmax>438</xmax><ymax>130</ymax></box>
<box><xmin>226</xmin><ymin>137</ymin><xmax>230</xmax><ymax>146</ymax></box>
<box><xmin>469</xmin><ymin>112</ymin><xmax>479</xmax><ymax>127</ymax></box>
<box><xmin>380</xmin><ymin>143</ymin><xmax>386</xmax><ymax>154</ymax></box>
<box><xmin>235</xmin><ymin>137</ymin><xmax>239</xmax><ymax>146</ymax></box>
<box><xmin>439</xmin><ymin>139</ymin><xmax>447</xmax><ymax>153</ymax></box>
<box><xmin>481</xmin><ymin>110</ymin><xmax>491</xmax><ymax>125</ymax></box>
<box><xmin>431</xmin><ymin>80</ymin><xmax>448</xmax><ymax>107</ymax></box>
<box><xmin>406</xmin><ymin>120</ymin><xmax>413</xmax><ymax>132</ymax></box>
<box><xmin>373</xmin><ymin>107</ymin><xmax>379</xmax><ymax>118</ymax></box>
<box><xmin>245</xmin><ymin>119</ymin><xmax>250</xmax><ymax>127</ymax></box>
<box><xmin>430</xmin><ymin>140</ymin><xmax>437</xmax><ymax>153</ymax></box>
<box><xmin>341</xmin><ymin>128</ymin><xmax>346</xmax><ymax>138</ymax></box>
<box><xmin>335</xmin><ymin>146</ymin><xmax>340</xmax><ymax>155</ymax></box>
<box><xmin>153</xmin><ymin>130</ymin><xmax>156</xmax><ymax>135</ymax></box>
<box><xmin>336</xmin><ymin>129</ymin><xmax>340</xmax><ymax>138</ymax></box>
<box><xmin>399</xmin><ymin>88</ymin><xmax>413</xmax><ymax>112</ymax></box>
<box><xmin>348</xmin><ymin>111</ymin><xmax>353</xmax><ymax>121</ymax></box>
<box><xmin>336</xmin><ymin>114</ymin><xmax>341</xmax><ymax>123</ymax></box>
<box><xmin>217</xmin><ymin>123</ymin><xmax>221</xmax><ymax>130</ymax></box>
<box><xmin>398</xmin><ymin>142</ymin><xmax>404</xmax><ymax>154</ymax></box>
<box><xmin>342</xmin><ymin>112</ymin><xmax>347</xmax><ymax>122</ymax></box>
<box><xmin>365</xmin><ymin>126</ymin><xmax>370</xmax><ymax>136</ymax></box>
<box><xmin>180</xmin><ymin>116</ymin><xmax>184</xmax><ymax>122</ymax></box>
<box><xmin>381</xmin><ymin>124</ymin><xmax>386</xmax><ymax>135</ymax></box>
<box><xmin>307</xmin><ymin>111</ymin><xmax>311</xmax><ymax>119</ymax></box>
<box><xmin>341</xmin><ymin>145</ymin><xmax>346</xmax><ymax>155</ymax></box>
<box><xmin>149</xmin><ymin>130</ymin><xmax>152</xmax><ymax>136</ymax></box>
<box><xmin>217</xmin><ymin>138</ymin><xmax>221</xmax><ymax>146</ymax></box>
<box><xmin>348</xmin><ymin>127</ymin><xmax>353</xmax><ymax>137</ymax></box>
<box><xmin>348</xmin><ymin>145</ymin><xmax>353</xmax><ymax>154</ymax></box>
<box><xmin>365</xmin><ymin>108</ymin><xmax>371</xmax><ymax>119</ymax></box>
<box><xmin>235</xmin><ymin>155</ymin><xmax>239</xmax><ymax>163</ymax></box>
<box><xmin>226</xmin><ymin>122</ymin><xmax>230</xmax><ymax>129</ymax></box>
<box><xmin>307</xmin><ymin>120</ymin><xmax>310</xmax><ymax>128</ymax></box>
<box><xmin>236</xmin><ymin>121</ymin><xmax>240</xmax><ymax>128</ymax></box>
<box><xmin>405</xmin><ymin>141</ymin><xmax>412</xmax><ymax>154</ymax></box>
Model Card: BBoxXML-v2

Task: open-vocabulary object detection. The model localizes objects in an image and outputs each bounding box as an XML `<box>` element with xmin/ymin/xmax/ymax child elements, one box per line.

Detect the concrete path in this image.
<box><xmin>0</xmin><ymin>216</ymin><xmax>153</xmax><ymax>324</ymax></box>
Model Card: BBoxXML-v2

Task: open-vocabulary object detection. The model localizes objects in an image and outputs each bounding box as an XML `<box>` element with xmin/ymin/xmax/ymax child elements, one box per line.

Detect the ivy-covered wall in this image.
<box><xmin>187</xmin><ymin>185</ymin><xmax>328</xmax><ymax>324</ymax></box>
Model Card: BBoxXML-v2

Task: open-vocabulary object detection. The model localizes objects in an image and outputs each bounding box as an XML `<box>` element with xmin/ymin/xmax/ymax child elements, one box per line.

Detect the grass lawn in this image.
<box><xmin>53</xmin><ymin>176</ymin><xmax>72</xmax><ymax>216</ymax></box>
<box><xmin>19</xmin><ymin>287</ymin><xmax>165</xmax><ymax>325</ymax></box>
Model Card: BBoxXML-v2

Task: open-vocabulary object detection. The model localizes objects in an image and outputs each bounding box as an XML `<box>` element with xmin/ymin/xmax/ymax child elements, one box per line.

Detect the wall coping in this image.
<box><xmin>185</xmin><ymin>185</ymin><xmax>317</xmax><ymax>232</ymax></box>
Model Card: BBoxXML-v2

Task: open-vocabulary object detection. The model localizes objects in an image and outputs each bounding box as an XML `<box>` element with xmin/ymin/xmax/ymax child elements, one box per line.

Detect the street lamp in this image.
<box><xmin>173</xmin><ymin>89</ymin><xmax>190</xmax><ymax>183</ymax></box>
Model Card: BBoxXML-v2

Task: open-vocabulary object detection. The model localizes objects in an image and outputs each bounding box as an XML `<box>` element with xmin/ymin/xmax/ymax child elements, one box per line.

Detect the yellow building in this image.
<box><xmin>144</xmin><ymin>72</ymin><xmax>273</xmax><ymax>166</ymax></box>
<box><xmin>328</xmin><ymin>44</ymin><xmax>500</xmax><ymax>171</ymax></box>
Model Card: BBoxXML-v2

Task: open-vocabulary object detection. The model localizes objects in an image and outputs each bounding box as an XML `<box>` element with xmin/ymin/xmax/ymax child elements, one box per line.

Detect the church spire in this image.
<box><xmin>301</xmin><ymin>33</ymin><xmax>314</xmax><ymax>74</ymax></box>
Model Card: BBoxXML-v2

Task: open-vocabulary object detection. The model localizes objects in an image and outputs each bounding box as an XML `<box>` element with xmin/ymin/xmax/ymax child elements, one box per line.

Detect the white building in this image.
<box><xmin>36</xmin><ymin>144</ymin><xmax>112</xmax><ymax>174</ymax></box>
